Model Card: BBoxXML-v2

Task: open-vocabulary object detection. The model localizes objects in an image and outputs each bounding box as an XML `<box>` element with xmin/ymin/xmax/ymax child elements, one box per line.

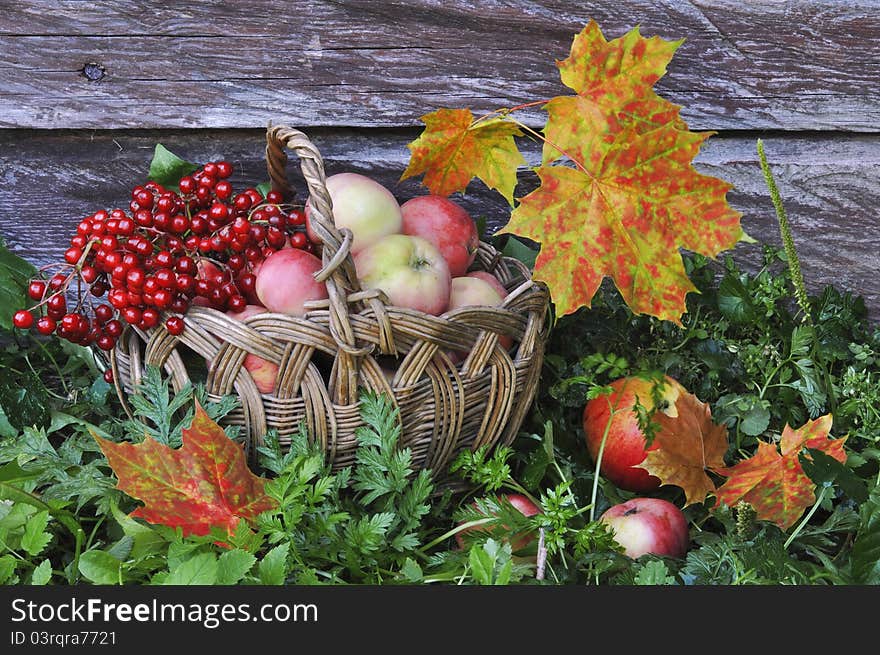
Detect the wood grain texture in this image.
<box><xmin>1</xmin><ymin>0</ymin><xmax>878</xmax><ymax>130</ymax></box>
<box><xmin>2</xmin><ymin>129</ymin><xmax>878</xmax><ymax>317</ymax></box>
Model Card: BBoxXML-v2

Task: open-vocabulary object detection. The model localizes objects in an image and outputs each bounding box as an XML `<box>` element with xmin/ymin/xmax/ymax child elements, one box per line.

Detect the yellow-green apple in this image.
<box><xmin>447</xmin><ymin>276</ymin><xmax>513</xmax><ymax>353</ymax></box>
<box><xmin>599</xmin><ymin>497</ymin><xmax>689</xmax><ymax>559</ymax></box>
<box><xmin>255</xmin><ymin>248</ymin><xmax>328</xmax><ymax>316</ymax></box>
<box><xmin>582</xmin><ymin>375</ymin><xmax>686</xmax><ymax>492</ymax></box>
<box><xmin>455</xmin><ymin>493</ymin><xmax>542</xmax><ymax>551</ymax></box>
<box><xmin>400</xmin><ymin>195</ymin><xmax>479</xmax><ymax>277</ymax></box>
<box><xmin>306</xmin><ymin>172</ymin><xmax>402</xmax><ymax>253</ymax></box>
<box><xmin>225</xmin><ymin>304</ymin><xmax>279</xmax><ymax>394</ymax></box>
<box><xmin>466</xmin><ymin>270</ymin><xmax>508</xmax><ymax>299</ymax></box>
<box><xmin>353</xmin><ymin>234</ymin><xmax>451</xmax><ymax>315</ymax></box>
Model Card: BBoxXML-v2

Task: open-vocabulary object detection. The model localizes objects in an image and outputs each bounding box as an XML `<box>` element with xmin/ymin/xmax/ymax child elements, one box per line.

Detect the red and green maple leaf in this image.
<box><xmin>93</xmin><ymin>401</ymin><xmax>276</xmax><ymax>537</ymax></box>
<box><xmin>500</xmin><ymin>22</ymin><xmax>744</xmax><ymax>322</ymax></box>
<box><xmin>711</xmin><ymin>415</ymin><xmax>847</xmax><ymax>530</ymax></box>
<box><xmin>400</xmin><ymin>108</ymin><xmax>526</xmax><ymax>206</ymax></box>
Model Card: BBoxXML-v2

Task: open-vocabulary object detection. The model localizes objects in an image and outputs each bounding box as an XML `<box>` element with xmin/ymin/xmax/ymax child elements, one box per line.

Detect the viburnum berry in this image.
<box><xmin>36</xmin><ymin>316</ymin><xmax>56</xmax><ymax>335</ymax></box>
<box><xmin>178</xmin><ymin>176</ymin><xmax>195</xmax><ymax>195</ymax></box>
<box><xmin>103</xmin><ymin>368</ymin><xmax>115</xmax><ymax>383</ymax></box>
<box><xmin>215</xmin><ymin>161</ymin><xmax>233</xmax><ymax>178</ymax></box>
<box><xmin>290</xmin><ymin>232</ymin><xmax>308</xmax><ymax>249</ymax></box>
<box><xmin>165</xmin><ymin>316</ymin><xmax>185</xmax><ymax>335</ymax></box>
<box><xmin>28</xmin><ymin>280</ymin><xmax>46</xmax><ymax>300</ymax></box>
<box><xmin>12</xmin><ymin>310</ymin><xmax>34</xmax><ymax>329</ymax></box>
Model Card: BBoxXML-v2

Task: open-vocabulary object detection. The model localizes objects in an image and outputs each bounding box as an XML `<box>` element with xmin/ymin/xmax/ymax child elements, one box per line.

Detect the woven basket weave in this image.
<box><xmin>109</xmin><ymin>125</ymin><xmax>551</xmax><ymax>476</ymax></box>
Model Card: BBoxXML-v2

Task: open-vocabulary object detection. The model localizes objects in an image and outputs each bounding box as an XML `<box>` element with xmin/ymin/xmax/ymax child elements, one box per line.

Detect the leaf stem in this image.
<box><xmin>784</xmin><ymin>484</ymin><xmax>829</xmax><ymax>550</ymax></box>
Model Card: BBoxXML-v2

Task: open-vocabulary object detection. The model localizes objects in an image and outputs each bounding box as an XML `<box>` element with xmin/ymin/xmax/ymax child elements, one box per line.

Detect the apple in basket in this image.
<box><xmin>225</xmin><ymin>304</ymin><xmax>279</xmax><ymax>395</ymax></box>
<box><xmin>305</xmin><ymin>172</ymin><xmax>403</xmax><ymax>254</ymax></box>
<box><xmin>254</xmin><ymin>248</ymin><xmax>328</xmax><ymax>316</ymax></box>
<box><xmin>465</xmin><ymin>270</ymin><xmax>509</xmax><ymax>300</ymax></box>
<box><xmin>353</xmin><ymin>234</ymin><xmax>451</xmax><ymax>315</ymax></box>
<box><xmin>400</xmin><ymin>194</ymin><xmax>479</xmax><ymax>277</ymax></box>
<box><xmin>446</xmin><ymin>275</ymin><xmax>513</xmax><ymax>357</ymax></box>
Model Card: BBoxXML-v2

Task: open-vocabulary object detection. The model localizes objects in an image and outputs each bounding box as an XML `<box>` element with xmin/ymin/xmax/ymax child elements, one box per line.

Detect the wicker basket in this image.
<box><xmin>109</xmin><ymin>125</ymin><xmax>551</xmax><ymax>476</ymax></box>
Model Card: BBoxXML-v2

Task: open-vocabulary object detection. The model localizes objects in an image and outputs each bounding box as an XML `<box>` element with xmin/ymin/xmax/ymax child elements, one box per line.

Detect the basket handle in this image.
<box><xmin>265</xmin><ymin>124</ymin><xmax>368</xmax><ymax>357</ymax></box>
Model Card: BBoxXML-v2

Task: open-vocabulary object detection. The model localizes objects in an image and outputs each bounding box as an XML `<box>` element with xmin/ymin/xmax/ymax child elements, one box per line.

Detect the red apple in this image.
<box><xmin>582</xmin><ymin>375</ymin><xmax>686</xmax><ymax>492</ymax></box>
<box><xmin>255</xmin><ymin>248</ymin><xmax>328</xmax><ymax>316</ymax></box>
<box><xmin>306</xmin><ymin>172</ymin><xmax>402</xmax><ymax>253</ymax></box>
<box><xmin>224</xmin><ymin>304</ymin><xmax>279</xmax><ymax>395</ymax></box>
<box><xmin>599</xmin><ymin>497</ymin><xmax>689</xmax><ymax>559</ymax></box>
<box><xmin>353</xmin><ymin>234</ymin><xmax>451</xmax><ymax>315</ymax></box>
<box><xmin>400</xmin><ymin>195</ymin><xmax>479</xmax><ymax>277</ymax></box>
<box><xmin>466</xmin><ymin>270</ymin><xmax>508</xmax><ymax>300</ymax></box>
<box><xmin>455</xmin><ymin>493</ymin><xmax>542</xmax><ymax>551</ymax></box>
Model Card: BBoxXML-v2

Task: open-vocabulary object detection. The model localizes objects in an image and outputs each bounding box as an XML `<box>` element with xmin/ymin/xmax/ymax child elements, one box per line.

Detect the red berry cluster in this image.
<box><xmin>12</xmin><ymin>160</ymin><xmax>311</xmax><ymax>378</ymax></box>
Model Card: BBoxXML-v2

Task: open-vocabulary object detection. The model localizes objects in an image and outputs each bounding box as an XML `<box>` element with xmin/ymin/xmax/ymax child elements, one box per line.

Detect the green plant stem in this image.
<box><xmin>589</xmin><ymin>395</ymin><xmax>618</xmax><ymax>523</ymax></box>
<box><xmin>417</xmin><ymin>517</ymin><xmax>495</xmax><ymax>555</ymax></box>
<box><xmin>784</xmin><ymin>485</ymin><xmax>829</xmax><ymax>550</ymax></box>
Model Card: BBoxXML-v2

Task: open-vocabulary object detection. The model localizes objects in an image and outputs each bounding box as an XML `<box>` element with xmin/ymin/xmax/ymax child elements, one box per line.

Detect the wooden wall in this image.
<box><xmin>2</xmin><ymin>1</ymin><xmax>878</xmax><ymax>317</ymax></box>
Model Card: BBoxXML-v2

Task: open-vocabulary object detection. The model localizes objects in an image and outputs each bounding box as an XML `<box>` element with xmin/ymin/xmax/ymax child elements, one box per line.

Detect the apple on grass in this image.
<box><xmin>306</xmin><ymin>172</ymin><xmax>402</xmax><ymax>254</ymax></box>
<box><xmin>254</xmin><ymin>247</ymin><xmax>328</xmax><ymax>316</ymax></box>
<box><xmin>401</xmin><ymin>194</ymin><xmax>479</xmax><ymax>277</ymax></box>
<box><xmin>353</xmin><ymin>234</ymin><xmax>451</xmax><ymax>315</ymax></box>
<box><xmin>599</xmin><ymin>497</ymin><xmax>689</xmax><ymax>559</ymax></box>
<box><xmin>225</xmin><ymin>304</ymin><xmax>279</xmax><ymax>395</ymax></box>
<box><xmin>582</xmin><ymin>375</ymin><xmax>687</xmax><ymax>492</ymax></box>
<box><xmin>455</xmin><ymin>493</ymin><xmax>542</xmax><ymax>552</ymax></box>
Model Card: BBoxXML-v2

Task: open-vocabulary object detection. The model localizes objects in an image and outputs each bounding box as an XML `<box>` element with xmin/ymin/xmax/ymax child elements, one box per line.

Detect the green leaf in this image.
<box><xmin>634</xmin><ymin>560</ymin><xmax>676</xmax><ymax>585</ymax></box>
<box><xmin>30</xmin><ymin>559</ymin><xmax>52</xmax><ymax>585</ymax></box>
<box><xmin>0</xmin><ymin>370</ymin><xmax>50</xmax><ymax>431</ymax></box>
<box><xmin>0</xmin><ymin>405</ymin><xmax>16</xmax><ymax>438</ymax></box>
<box><xmin>78</xmin><ymin>550</ymin><xmax>123</xmax><ymax>585</ymax></box>
<box><xmin>468</xmin><ymin>538</ymin><xmax>513</xmax><ymax>585</ymax></box>
<box><xmin>0</xmin><ymin>554</ymin><xmax>16</xmax><ymax>584</ymax></box>
<box><xmin>800</xmin><ymin>448</ymin><xmax>868</xmax><ymax>503</ymax></box>
<box><xmin>110</xmin><ymin>501</ymin><xmax>166</xmax><ymax>562</ymax></box>
<box><xmin>255</xmin><ymin>181</ymin><xmax>272</xmax><ymax>198</ymax></box>
<box><xmin>163</xmin><ymin>552</ymin><xmax>218</xmax><ymax>585</ymax></box>
<box><xmin>851</xmin><ymin>488</ymin><xmax>880</xmax><ymax>584</ymax></box>
<box><xmin>258</xmin><ymin>543</ymin><xmax>289</xmax><ymax>585</ymax></box>
<box><xmin>500</xmin><ymin>235</ymin><xmax>538</xmax><ymax>270</ymax></box>
<box><xmin>0</xmin><ymin>460</ymin><xmax>40</xmax><ymax>484</ymax></box>
<box><xmin>148</xmin><ymin>144</ymin><xmax>198</xmax><ymax>190</ymax></box>
<box><xmin>717</xmin><ymin>275</ymin><xmax>756</xmax><ymax>323</ymax></box>
<box><xmin>0</xmin><ymin>237</ymin><xmax>37</xmax><ymax>331</ymax></box>
<box><xmin>217</xmin><ymin>549</ymin><xmax>257</xmax><ymax>585</ymax></box>
<box><xmin>715</xmin><ymin>393</ymin><xmax>771</xmax><ymax>437</ymax></box>
<box><xmin>20</xmin><ymin>510</ymin><xmax>51</xmax><ymax>556</ymax></box>
<box><xmin>400</xmin><ymin>557</ymin><xmax>423</xmax><ymax>583</ymax></box>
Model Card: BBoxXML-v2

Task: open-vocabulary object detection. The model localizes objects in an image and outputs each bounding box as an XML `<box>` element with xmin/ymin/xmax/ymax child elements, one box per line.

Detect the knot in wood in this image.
<box><xmin>81</xmin><ymin>62</ymin><xmax>106</xmax><ymax>81</ymax></box>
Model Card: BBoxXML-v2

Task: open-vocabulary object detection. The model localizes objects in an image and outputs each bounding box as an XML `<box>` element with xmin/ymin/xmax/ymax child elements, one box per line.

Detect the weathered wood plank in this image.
<box><xmin>1</xmin><ymin>129</ymin><xmax>878</xmax><ymax>317</ymax></box>
<box><xmin>1</xmin><ymin>0</ymin><xmax>878</xmax><ymax>130</ymax></box>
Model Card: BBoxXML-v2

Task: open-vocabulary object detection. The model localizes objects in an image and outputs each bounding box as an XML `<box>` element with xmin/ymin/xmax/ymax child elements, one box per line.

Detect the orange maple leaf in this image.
<box><xmin>93</xmin><ymin>401</ymin><xmax>276</xmax><ymax>537</ymax></box>
<box><xmin>711</xmin><ymin>415</ymin><xmax>847</xmax><ymax>530</ymax></box>
<box><xmin>400</xmin><ymin>108</ymin><xmax>526</xmax><ymax>205</ymax></box>
<box><xmin>499</xmin><ymin>22</ymin><xmax>743</xmax><ymax>322</ymax></box>
<box><xmin>637</xmin><ymin>391</ymin><xmax>729</xmax><ymax>507</ymax></box>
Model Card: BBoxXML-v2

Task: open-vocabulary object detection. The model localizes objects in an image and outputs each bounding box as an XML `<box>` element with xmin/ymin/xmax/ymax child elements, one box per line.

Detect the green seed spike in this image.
<box><xmin>756</xmin><ymin>139</ymin><xmax>813</xmax><ymax>326</ymax></box>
